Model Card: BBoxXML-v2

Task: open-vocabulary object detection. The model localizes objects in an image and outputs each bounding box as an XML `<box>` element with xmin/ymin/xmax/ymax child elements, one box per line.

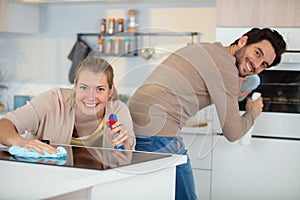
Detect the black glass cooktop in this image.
<box><xmin>0</xmin><ymin>145</ymin><xmax>171</xmax><ymax>171</ymax></box>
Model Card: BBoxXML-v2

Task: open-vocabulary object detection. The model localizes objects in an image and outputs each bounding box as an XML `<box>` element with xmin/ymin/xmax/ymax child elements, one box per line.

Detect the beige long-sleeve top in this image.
<box><xmin>128</xmin><ymin>42</ymin><xmax>256</xmax><ymax>141</ymax></box>
<box><xmin>5</xmin><ymin>88</ymin><xmax>135</xmax><ymax>148</ymax></box>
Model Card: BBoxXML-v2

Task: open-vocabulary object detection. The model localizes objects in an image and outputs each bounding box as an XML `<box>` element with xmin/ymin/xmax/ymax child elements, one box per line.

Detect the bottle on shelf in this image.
<box><xmin>107</xmin><ymin>18</ymin><xmax>115</xmax><ymax>34</ymax></box>
<box><xmin>117</xmin><ymin>18</ymin><xmax>124</xmax><ymax>33</ymax></box>
<box><xmin>100</xmin><ymin>18</ymin><xmax>106</xmax><ymax>34</ymax></box>
<box><xmin>105</xmin><ymin>38</ymin><xmax>113</xmax><ymax>54</ymax></box>
<box><xmin>98</xmin><ymin>38</ymin><xmax>105</xmax><ymax>53</ymax></box>
<box><xmin>114</xmin><ymin>38</ymin><xmax>121</xmax><ymax>54</ymax></box>
<box><xmin>127</xmin><ymin>9</ymin><xmax>138</xmax><ymax>33</ymax></box>
<box><xmin>124</xmin><ymin>38</ymin><xmax>131</xmax><ymax>54</ymax></box>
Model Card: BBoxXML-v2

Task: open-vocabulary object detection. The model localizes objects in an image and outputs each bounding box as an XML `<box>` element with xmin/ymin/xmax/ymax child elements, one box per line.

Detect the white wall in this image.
<box><xmin>0</xmin><ymin>3</ymin><xmax>216</xmax><ymax>93</ymax></box>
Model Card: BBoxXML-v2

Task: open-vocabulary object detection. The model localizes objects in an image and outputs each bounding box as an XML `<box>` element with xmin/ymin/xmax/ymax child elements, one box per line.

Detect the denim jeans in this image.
<box><xmin>135</xmin><ymin>135</ymin><xmax>197</xmax><ymax>200</ymax></box>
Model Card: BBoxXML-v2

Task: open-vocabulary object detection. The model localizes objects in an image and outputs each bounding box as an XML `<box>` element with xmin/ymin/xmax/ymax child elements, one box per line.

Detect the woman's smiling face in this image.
<box><xmin>75</xmin><ymin>70</ymin><xmax>113</xmax><ymax>117</ymax></box>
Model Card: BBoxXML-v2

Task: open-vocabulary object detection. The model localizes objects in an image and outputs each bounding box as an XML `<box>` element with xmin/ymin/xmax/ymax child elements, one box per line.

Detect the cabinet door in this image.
<box><xmin>182</xmin><ymin>132</ymin><xmax>213</xmax><ymax>170</ymax></box>
<box><xmin>211</xmin><ymin>136</ymin><xmax>300</xmax><ymax>200</ymax></box>
<box><xmin>216</xmin><ymin>0</ymin><xmax>300</xmax><ymax>27</ymax></box>
<box><xmin>194</xmin><ymin>169</ymin><xmax>211</xmax><ymax>200</ymax></box>
<box><xmin>0</xmin><ymin>0</ymin><xmax>39</xmax><ymax>33</ymax></box>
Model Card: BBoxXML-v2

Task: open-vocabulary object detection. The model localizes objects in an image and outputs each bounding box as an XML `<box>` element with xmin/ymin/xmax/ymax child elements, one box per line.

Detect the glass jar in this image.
<box><xmin>114</xmin><ymin>38</ymin><xmax>121</xmax><ymax>54</ymax></box>
<box><xmin>98</xmin><ymin>38</ymin><xmax>105</xmax><ymax>53</ymax></box>
<box><xmin>107</xmin><ymin>18</ymin><xmax>115</xmax><ymax>34</ymax></box>
<box><xmin>100</xmin><ymin>18</ymin><xmax>106</xmax><ymax>34</ymax></box>
<box><xmin>124</xmin><ymin>38</ymin><xmax>131</xmax><ymax>53</ymax></box>
<box><xmin>117</xmin><ymin>18</ymin><xmax>124</xmax><ymax>33</ymax></box>
<box><xmin>105</xmin><ymin>38</ymin><xmax>113</xmax><ymax>54</ymax></box>
<box><xmin>127</xmin><ymin>9</ymin><xmax>138</xmax><ymax>33</ymax></box>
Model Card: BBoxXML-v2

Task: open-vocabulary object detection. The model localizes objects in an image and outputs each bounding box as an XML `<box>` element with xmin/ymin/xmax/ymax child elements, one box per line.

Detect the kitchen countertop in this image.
<box><xmin>181</xmin><ymin>111</ymin><xmax>300</xmax><ymax>140</ymax></box>
<box><xmin>0</xmin><ymin>145</ymin><xmax>186</xmax><ymax>199</ymax></box>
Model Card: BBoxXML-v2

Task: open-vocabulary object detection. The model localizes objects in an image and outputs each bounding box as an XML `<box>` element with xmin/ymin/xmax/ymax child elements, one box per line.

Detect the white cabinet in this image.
<box><xmin>193</xmin><ymin>170</ymin><xmax>211</xmax><ymax>200</ymax></box>
<box><xmin>211</xmin><ymin>136</ymin><xmax>300</xmax><ymax>200</ymax></box>
<box><xmin>181</xmin><ymin>126</ymin><xmax>214</xmax><ymax>200</ymax></box>
<box><xmin>0</xmin><ymin>0</ymin><xmax>39</xmax><ymax>33</ymax></box>
<box><xmin>182</xmin><ymin>130</ymin><xmax>213</xmax><ymax>170</ymax></box>
<box><xmin>180</xmin><ymin>105</ymin><xmax>221</xmax><ymax>200</ymax></box>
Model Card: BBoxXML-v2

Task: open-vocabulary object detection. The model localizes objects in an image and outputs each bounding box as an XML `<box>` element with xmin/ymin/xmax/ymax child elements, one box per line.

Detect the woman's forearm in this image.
<box><xmin>0</xmin><ymin>118</ymin><xmax>24</xmax><ymax>146</ymax></box>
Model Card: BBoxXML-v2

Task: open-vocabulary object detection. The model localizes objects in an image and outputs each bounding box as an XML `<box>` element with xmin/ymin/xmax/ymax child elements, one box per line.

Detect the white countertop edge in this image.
<box><xmin>0</xmin><ymin>153</ymin><xmax>186</xmax><ymax>199</ymax></box>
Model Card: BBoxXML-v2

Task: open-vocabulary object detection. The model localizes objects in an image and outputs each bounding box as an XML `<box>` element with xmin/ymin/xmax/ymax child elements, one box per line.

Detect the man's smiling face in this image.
<box><xmin>235</xmin><ymin>39</ymin><xmax>276</xmax><ymax>77</ymax></box>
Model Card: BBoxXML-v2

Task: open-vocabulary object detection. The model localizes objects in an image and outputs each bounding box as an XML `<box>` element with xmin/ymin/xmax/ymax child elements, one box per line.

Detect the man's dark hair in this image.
<box><xmin>231</xmin><ymin>28</ymin><xmax>287</xmax><ymax>67</ymax></box>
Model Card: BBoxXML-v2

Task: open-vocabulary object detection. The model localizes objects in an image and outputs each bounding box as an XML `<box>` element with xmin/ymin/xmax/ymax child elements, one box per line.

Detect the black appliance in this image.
<box><xmin>0</xmin><ymin>145</ymin><xmax>170</xmax><ymax>171</ymax></box>
<box><xmin>239</xmin><ymin>69</ymin><xmax>300</xmax><ymax>114</ymax></box>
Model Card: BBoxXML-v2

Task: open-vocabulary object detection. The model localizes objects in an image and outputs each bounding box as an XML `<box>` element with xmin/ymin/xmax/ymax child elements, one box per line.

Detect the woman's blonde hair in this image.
<box><xmin>74</xmin><ymin>56</ymin><xmax>119</xmax><ymax>100</ymax></box>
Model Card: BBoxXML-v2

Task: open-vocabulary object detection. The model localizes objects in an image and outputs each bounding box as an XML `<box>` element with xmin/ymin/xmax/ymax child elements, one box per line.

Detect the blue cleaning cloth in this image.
<box><xmin>239</xmin><ymin>74</ymin><xmax>261</xmax><ymax>101</ymax></box>
<box><xmin>9</xmin><ymin>156</ymin><xmax>67</xmax><ymax>165</ymax></box>
<box><xmin>8</xmin><ymin>146</ymin><xmax>67</xmax><ymax>158</ymax></box>
<box><xmin>241</xmin><ymin>74</ymin><xmax>261</xmax><ymax>92</ymax></box>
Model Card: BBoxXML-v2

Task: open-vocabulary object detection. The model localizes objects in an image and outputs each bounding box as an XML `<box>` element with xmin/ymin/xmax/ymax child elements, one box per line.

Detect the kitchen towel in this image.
<box><xmin>9</xmin><ymin>155</ymin><xmax>67</xmax><ymax>165</ymax></box>
<box><xmin>8</xmin><ymin>146</ymin><xmax>67</xmax><ymax>158</ymax></box>
<box><xmin>68</xmin><ymin>37</ymin><xmax>92</xmax><ymax>84</ymax></box>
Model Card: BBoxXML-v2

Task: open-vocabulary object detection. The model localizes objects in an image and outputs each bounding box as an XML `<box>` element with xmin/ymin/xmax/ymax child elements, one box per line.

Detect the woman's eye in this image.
<box><xmin>97</xmin><ymin>87</ymin><xmax>105</xmax><ymax>92</ymax></box>
<box><xmin>79</xmin><ymin>85</ymin><xmax>87</xmax><ymax>90</ymax></box>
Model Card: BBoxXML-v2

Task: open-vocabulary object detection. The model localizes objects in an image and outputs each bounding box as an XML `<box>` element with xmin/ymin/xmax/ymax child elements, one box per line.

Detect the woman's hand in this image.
<box><xmin>109</xmin><ymin>121</ymin><xmax>131</xmax><ymax>149</ymax></box>
<box><xmin>0</xmin><ymin>118</ymin><xmax>57</xmax><ymax>155</ymax></box>
<box><xmin>108</xmin><ymin>120</ymin><xmax>135</xmax><ymax>150</ymax></box>
<box><xmin>15</xmin><ymin>139</ymin><xmax>58</xmax><ymax>155</ymax></box>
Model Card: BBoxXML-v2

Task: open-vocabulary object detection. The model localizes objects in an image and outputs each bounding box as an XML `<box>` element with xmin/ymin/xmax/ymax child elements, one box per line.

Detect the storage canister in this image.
<box><xmin>98</xmin><ymin>38</ymin><xmax>105</xmax><ymax>53</ymax></box>
<box><xmin>108</xmin><ymin>18</ymin><xmax>115</xmax><ymax>34</ymax></box>
<box><xmin>117</xmin><ymin>18</ymin><xmax>124</xmax><ymax>33</ymax></box>
<box><xmin>114</xmin><ymin>38</ymin><xmax>121</xmax><ymax>54</ymax></box>
<box><xmin>100</xmin><ymin>18</ymin><xmax>106</xmax><ymax>34</ymax></box>
<box><xmin>124</xmin><ymin>38</ymin><xmax>131</xmax><ymax>53</ymax></box>
<box><xmin>127</xmin><ymin>9</ymin><xmax>138</xmax><ymax>33</ymax></box>
<box><xmin>105</xmin><ymin>38</ymin><xmax>113</xmax><ymax>54</ymax></box>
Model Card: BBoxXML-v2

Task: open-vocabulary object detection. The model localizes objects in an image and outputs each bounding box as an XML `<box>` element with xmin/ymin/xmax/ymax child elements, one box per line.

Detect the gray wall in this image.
<box><xmin>0</xmin><ymin>3</ymin><xmax>216</xmax><ymax>93</ymax></box>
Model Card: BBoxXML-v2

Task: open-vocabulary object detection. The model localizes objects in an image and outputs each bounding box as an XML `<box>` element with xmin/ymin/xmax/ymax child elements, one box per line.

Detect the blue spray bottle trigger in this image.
<box><xmin>108</xmin><ymin>114</ymin><xmax>125</xmax><ymax>150</ymax></box>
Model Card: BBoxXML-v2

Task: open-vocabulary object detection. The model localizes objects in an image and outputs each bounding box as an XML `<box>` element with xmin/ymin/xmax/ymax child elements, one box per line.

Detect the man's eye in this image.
<box><xmin>255</xmin><ymin>51</ymin><xmax>261</xmax><ymax>57</ymax></box>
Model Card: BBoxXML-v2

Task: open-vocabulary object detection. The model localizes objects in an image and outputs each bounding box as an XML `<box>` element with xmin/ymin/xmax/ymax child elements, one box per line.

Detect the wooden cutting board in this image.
<box><xmin>185</xmin><ymin>121</ymin><xmax>208</xmax><ymax>127</ymax></box>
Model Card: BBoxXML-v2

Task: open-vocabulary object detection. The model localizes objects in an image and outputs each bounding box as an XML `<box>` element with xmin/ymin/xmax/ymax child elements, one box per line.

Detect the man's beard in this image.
<box><xmin>234</xmin><ymin>46</ymin><xmax>247</xmax><ymax>77</ymax></box>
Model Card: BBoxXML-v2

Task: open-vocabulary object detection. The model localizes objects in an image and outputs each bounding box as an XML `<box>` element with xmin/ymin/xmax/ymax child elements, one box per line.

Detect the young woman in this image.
<box><xmin>0</xmin><ymin>56</ymin><xmax>135</xmax><ymax>154</ymax></box>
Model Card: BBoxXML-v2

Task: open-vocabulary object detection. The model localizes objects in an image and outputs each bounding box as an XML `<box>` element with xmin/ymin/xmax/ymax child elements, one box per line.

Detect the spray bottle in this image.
<box><xmin>108</xmin><ymin>114</ymin><xmax>125</xmax><ymax>150</ymax></box>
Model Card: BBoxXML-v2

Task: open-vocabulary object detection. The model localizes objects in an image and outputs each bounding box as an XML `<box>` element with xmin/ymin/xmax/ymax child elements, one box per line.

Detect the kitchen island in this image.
<box><xmin>0</xmin><ymin>145</ymin><xmax>186</xmax><ymax>200</ymax></box>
